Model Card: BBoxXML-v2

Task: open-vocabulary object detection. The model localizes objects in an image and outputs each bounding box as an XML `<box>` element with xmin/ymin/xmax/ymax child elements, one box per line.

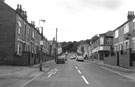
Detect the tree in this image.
<box><xmin>60</xmin><ymin>39</ymin><xmax>90</xmax><ymax>53</ymax></box>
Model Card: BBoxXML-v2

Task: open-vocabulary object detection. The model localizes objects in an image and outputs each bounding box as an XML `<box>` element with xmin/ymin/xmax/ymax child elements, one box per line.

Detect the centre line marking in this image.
<box><xmin>78</xmin><ymin>69</ymin><xmax>82</xmax><ymax>74</ymax></box>
<box><xmin>81</xmin><ymin>75</ymin><xmax>89</xmax><ymax>84</ymax></box>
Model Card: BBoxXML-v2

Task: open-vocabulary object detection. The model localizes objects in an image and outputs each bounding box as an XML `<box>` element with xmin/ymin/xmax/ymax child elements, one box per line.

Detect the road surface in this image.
<box><xmin>25</xmin><ymin>59</ymin><xmax>135</xmax><ymax>87</ymax></box>
<box><xmin>0</xmin><ymin>58</ymin><xmax>135</xmax><ymax>87</ymax></box>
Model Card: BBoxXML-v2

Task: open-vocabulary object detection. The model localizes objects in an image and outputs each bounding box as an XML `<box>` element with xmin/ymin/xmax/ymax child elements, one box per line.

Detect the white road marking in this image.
<box><xmin>75</xmin><ymin>66</ymin><xmax>78</xmax><ymax>69</ymax></box>
<box><xmin>47</xmin><ymin>68</ymin><xmax>58</xmax><ymax>78</ymax></box>
<box><xmin>81</xmin><ymin>75</ymin><xmax>89</xmax><ymax>84</ymax></box>
<box><xmin>48</xmin><ymin>71</ymin><xmax>51</xmax><ymax>74</ymax></box>
<box><xmin>78</xmin><ymin>69</ymin><xmax>82</xmax><ymax>74</ymax></box>
<box><xmin>54</xmin><ymin>68</ymin><xmax>58</xmax><ymax>71</ymax></box>
<box><xmin>75</xmin><ymin>65</ymin><xmax>89</xmax><ymax>84</ymax></box>
<box><xmin>20</xmin><ymin>72</ymin><xmax>43</xmax><ymax>87</ymax></box>
<box><xmin>48</xmin><ymin>73</ymin><xmax>52</xmax><ymax>78</ymax></box>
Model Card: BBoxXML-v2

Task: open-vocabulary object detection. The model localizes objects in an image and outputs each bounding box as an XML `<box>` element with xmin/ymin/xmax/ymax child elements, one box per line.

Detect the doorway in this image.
<box><xmin>116</xmin><ymin>51</ymin><xmax>119</xmax><ymax>66</ymax></box>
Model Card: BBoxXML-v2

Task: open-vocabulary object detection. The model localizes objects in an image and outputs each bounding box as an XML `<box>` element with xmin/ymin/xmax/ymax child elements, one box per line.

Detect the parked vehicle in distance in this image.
<box><xmin>56</xmin><ymin>55</ymin><xmax>65</xmax><ymax>64</ymax></box>
<box><xmin>70</xmin><ymin>55</ymin><xmax>76</xmax><ymax>59</ymax></box>
<box><xmin>76</xmin><ymin>56</ymin><xmax>84</xmax><ymax>61</ymax></box>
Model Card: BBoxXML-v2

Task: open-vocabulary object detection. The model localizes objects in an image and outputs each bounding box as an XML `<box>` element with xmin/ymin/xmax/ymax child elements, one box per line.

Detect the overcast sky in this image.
<box><xmin>5</xmin><ymin>0</ymin><xmax>135</xmax><ymax>42</ymax></box>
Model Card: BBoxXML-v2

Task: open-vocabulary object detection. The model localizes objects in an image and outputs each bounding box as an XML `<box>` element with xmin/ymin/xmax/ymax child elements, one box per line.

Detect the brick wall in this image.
<box><xmin>104</xmin><ymin>55</ymin><xmax>117</xmax><ymax>66</ymax></box>
<box><xmin>0</xmin><ymin>2</ymin><xmax>16</xmax><ymax>65</ymax></box>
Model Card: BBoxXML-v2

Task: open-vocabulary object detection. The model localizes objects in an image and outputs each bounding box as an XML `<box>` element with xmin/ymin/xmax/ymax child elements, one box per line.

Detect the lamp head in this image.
<box><xmin>40</xmin><ymin>20</ymin><xmax>45</xmax><ymax>22</ymax></box>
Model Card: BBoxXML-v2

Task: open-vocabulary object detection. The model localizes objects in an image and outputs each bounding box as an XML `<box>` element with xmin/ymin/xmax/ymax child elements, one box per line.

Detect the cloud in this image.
<box><xmin>60</xmin><ymin>0</ymin><xmax>84</xmax><ymax>13</ymax></box>
<box><xmin>81</xmin><ymin>0</ymin><xmax>123</xmax><ymax>10</ymax></box>
<box><xmin>61</xmin><ymin>0</ymin><xmax>123</xmax><ymax>12</ymax></box>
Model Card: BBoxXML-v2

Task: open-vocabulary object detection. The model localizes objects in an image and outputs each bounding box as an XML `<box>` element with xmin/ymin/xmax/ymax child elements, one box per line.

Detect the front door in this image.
<box><xmin>116</xmin><ymin>51</ymin><xmax>119</xmax><ymax>66</ymax></box>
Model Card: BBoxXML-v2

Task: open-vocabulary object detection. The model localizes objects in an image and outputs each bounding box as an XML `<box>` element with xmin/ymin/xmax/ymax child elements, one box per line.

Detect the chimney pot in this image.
<box><xmin>31</xmin><ymin>21</ymin><xmax>35</xmax><ymax>27</ymax></box>
<box><xmin>24</xmin><ymin>11</ymin><xmax>26</xmax><ymax>14</ymax></box>
<box><xmin>17</xmin><ymin>4</ymin><xmax>19</xmax><ymax>9</ymax></box>
<box><xmin>20</xmin><ymin>5</ymin><xmax>22</xmax><ymax>10</ymax></box>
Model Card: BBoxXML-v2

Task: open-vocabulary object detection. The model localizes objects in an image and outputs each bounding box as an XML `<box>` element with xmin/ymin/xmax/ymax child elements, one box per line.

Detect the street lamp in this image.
<box><xmin>39</xmin><ymin>19</ymin><xmax>45</xmax><ymax>71</ymax></box>
<box><xmin>55</xmin><ymin>28</ymin><xmax>58</xmax><ymax>63</ymax></box>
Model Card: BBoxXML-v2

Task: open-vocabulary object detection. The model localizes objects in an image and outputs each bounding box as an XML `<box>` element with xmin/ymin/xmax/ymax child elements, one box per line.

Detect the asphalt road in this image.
<box><xmin>25</xmin><ymin>58</ymin><xmax>135</xmax><ymax>87</ymax></box>
<box><xmin>0</xmin><ymin>58</ymin><xmax>135</xmax><ymax>87</ymax></box>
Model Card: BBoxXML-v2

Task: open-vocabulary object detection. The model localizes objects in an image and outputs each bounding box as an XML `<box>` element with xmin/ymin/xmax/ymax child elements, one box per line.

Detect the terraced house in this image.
<box><xmin>111</xmin><ymin>11</ymin><xmax>135</xmax><ymax>68</ymax></box>
<box><xmin>89</xmin><ymin>31</ymin><xmax>113</xmax><ymax>61</ymax></box>
<box><xmin>89</xmin><ymin>11</ymin><xmax>135</xmax><ymax>68</ymax></box>
<box><xmin>0</xmin><ymin>1</ymin><xmax>54</xmax><ymax>65</ymax></box>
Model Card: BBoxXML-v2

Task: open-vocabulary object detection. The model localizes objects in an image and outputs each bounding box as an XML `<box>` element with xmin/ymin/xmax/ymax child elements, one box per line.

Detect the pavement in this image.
<box><xmin>97</xmin><ymin>61</ymin><xmax>135</xmax><ymax>73</ymax></box>
<box><xmin>94</xmin><ymin>60</ymin><xmax>135</xmax><ymax>81</ymax></box>
<box><xmin>0</xmin><ymin>60</ymin><xmax>56</xmax><ymax>78</ymax></box>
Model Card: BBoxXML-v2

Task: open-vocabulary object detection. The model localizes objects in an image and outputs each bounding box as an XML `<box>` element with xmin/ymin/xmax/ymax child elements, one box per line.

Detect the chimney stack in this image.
<box><xmin>24</xmin><ymin>11</ymin><xmax>27</xmax><ymax>19</ymax></box>
<box><xmin>20</xmin><ymin>5</ymin><xmax>22</xmax><ymax>9</ymax></box>
<box><xmin>16</xmin><ymin>4</ymin><xmax>22</xmax><ymax>14</ymax></box>
<box><xmin>16</xmin><ymin>4</ymin><xmax>20</xmax><ymax>12</ymax></box>
<box><xmin>127</xmin><ymin>11</ymin><xmax>134</xmax><ymax>20</ymax></box>
<box><xmin>31</xmin><ymin>21</ymin><xmax>35</xmax><ymax>27</ymax></box>
<box><xmin>17</xmin><ymin>4</ymin><xmax>19</xmax><ymax>9</ymax></box>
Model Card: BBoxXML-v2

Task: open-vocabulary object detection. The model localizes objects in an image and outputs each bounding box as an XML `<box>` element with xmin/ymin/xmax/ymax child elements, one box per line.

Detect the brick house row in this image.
<box><xmin>0</xmin><ymin>1</ymin><xmax>55</xmax><ymax>65</ymax></box>
<box><xmin>89</xmin><ymin>11</ymin><xmax>135</xmax><ymax>68</ymax></box>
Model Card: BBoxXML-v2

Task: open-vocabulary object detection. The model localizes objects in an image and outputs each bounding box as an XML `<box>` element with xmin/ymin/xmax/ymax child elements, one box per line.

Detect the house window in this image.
<box><xmin>133</xmin><ymin>19</ymin><xmax>135</xmax><ymax>30</ymax></box>
<box><xmin>17</xmin><ymin>21</ymin><xmax>22</xmax><ymax>34</ymax></box>
<box><xmin>106</xmin><ymin>39</ymin><xmax>110</xmax><ymax>45</ymax></box>
<box><xmin>17</xmin><ymin>42</ymin><xmax>22</xmax><ymax>56</ymax></box>
<box><xmin>132</xmin><ymin>37</ymin><xmax>135</xmax><ymax>50</ymax></box>
<box><xmin>124</xmin><ymin>24</ymin><xmax>129</xmax><ymax>34</ymax></box>
<box><xmin>120</xmin><ymin>44</ymin><xmax>124</xmax><ymax>55</ymax></box>
<box><xmin>100</xmin><ymin>37</ymin><xmax>104</xmax><ymax>45</ymax></box>
<box><xmin>115</xmin><ymin>30</ymin><xmax>118</xmax><ymax>38</ymax></box>
<box><xmin>27</xmin><ymin>28</ymin><xmax>29</xmax><ymax>34</ymax></box>
<box><xmin>133</xmin><ymin>42</ymin><xmax>135</xmax><ymax>50</ymax></box>
<box><xmin>24</xmin><ymin>24</ymin><xmax>27</xmax><ymax>36</ymax></box>
<box><xmin>32</xmin><ymin>30</ymin><xmax>35</xmax><ymax>38</ymax></box>
<box><xmin>27</xmin><ymin>28</ymin><xmax>30</xmax><ymax>39</ymax></box>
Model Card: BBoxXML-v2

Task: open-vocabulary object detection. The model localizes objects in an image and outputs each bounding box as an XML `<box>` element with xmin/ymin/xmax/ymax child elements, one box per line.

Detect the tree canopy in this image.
<box><xmin>60</xmin><ymin>39</ymin><xmax>91</xmax><ymax>53</ymax></box>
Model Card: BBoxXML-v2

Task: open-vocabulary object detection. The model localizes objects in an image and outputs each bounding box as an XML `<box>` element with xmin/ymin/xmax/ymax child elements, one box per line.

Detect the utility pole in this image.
<box><xmin>39</xmin><ymin>19</ymin><xmax>45</xmax><ymax>71</ymax></box>
<box><xmin>40</xmin><ymin>27</ymin><xmax>43</xmax><ymax>71</ymax></box>
<box><xmin>55</xmin><ymin>28</ymin><xmax>58</xmax><ymax>63</ymax></box>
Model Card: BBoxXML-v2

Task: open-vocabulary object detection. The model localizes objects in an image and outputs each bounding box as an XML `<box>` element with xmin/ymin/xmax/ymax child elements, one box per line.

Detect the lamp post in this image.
<box><xmin>39</xmin><ymin>19</ymin><xmax>45</xmax><ymax>71</ymax></box>
<box><xmin>55</xmin><ymin>28</ymin><xmax>58</xmax><ymax>63</ymax></box>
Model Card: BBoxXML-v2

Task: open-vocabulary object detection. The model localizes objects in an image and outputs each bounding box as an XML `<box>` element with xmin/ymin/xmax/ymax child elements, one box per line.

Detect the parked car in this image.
<box><xmin>70</xmin><ymin>55</ymin><xmax>76</xmax><ymax>59</ymax></box>
<box><xmin>76</xmin><ymin>56</ymin><xmax>84</xmax><ymax>61</ymax></box>
<box><xmin>56</xmin><ymin>55</ymin><xmax>65</xmax><ymax>64</ymax></box>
